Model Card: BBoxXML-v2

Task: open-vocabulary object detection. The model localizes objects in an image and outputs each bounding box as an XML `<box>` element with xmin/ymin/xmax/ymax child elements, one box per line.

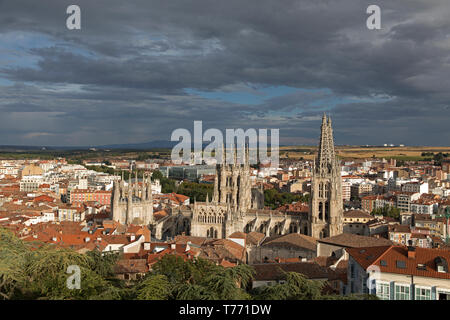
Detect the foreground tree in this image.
<box><xmin>0</xmin><ymin>228</ymin><xmax>124</xmax><ymax>300</ymax></box>
<box><xmin>135</xmin><ymin>274</ymin><xmax>171</xmax><ymax>300</ymax></box>
<box><xmin>252</xmin><ymin>272</ymin><xmax>324</xmax><ymax>300</ymax></box>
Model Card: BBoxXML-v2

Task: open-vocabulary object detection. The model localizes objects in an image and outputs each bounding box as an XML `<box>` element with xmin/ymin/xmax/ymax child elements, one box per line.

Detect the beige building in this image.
<box><xmin>343</xmin><ymin>210</ymin><xmax>375</xmax><ymax>236</ymax></box>
<box><xmin>20</xmin><ymin>164</ymin><xmax>44</xmax><ymax>177</ymax></box>
<box><xmin>250</xmin><ymin>233</ymin><xmax>317</xmax><ymax>264</ymax></box>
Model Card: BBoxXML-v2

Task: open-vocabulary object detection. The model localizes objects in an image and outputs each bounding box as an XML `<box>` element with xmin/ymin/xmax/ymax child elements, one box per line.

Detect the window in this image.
<box><xmin>396</xmin><ymin>260</ymin><xmax>407</xmax><ymax>269</ymax></box>
<box><xmin>376</xmin><ymin>282</ymin><xmax>390</xmax><ymax>300</ymax></box>
<box><xmin>362</xmin><ymin>277</ymin><xmax>367</xmax><ymax>293</ymax></box>
<box><xmin>380</xmin><ymin>260</ymin><xmax>387</xmax><ymax>267</ymax></box>
<box><xmin>415</xmin><ymin>287</ymin><xmax>431</xmax><ymax>300</ymax></box>
<box><xmin>395</xmin><ymin>284</ymin><xmax>410</xmax><ymax>300</ymax></box>
<box><xmin>417</xmin><ymin>264</ymin><xmax>427</xmax><ymax>271</ymax></box>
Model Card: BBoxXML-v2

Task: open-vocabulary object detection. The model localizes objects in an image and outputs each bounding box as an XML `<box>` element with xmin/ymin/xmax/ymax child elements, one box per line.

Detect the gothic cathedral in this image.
<box><xmin>110</xmin><ymin>114</ymin><xmax>343</xmax><ymax>241</ymax></box>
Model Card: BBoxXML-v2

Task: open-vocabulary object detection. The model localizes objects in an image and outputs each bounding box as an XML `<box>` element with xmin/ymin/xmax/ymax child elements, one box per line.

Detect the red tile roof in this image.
<box><xmin>347</xmin><ymin>245</ymin><xmax>450</xmax><ymax>280</ymax></box>
<box><xmin>319</xmin><ymin>233</ymin><xmax>393</xmax><ymax>248</ymax></box>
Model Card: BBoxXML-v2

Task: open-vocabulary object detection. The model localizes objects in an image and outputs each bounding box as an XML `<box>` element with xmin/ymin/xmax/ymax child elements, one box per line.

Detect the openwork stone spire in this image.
<box><xmin>316</xmin><ymin>113</ymin><xmax>337</xmax><ymax>175</ymax></box>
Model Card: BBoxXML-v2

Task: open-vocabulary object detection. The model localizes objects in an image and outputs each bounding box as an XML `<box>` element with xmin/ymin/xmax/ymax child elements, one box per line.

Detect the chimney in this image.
<box><xmin>143</xmin><ymin>227</ymin><xmax>151</xmax><ymax>243</ymax></box>
<box><xmin>407</xmin><ymin>245</ymin><xmax>416</xmax><ymax>259</ymax></box>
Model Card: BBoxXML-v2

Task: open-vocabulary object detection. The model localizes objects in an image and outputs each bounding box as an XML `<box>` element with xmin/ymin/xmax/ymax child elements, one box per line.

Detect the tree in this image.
<box><xmin>135</xmin><ymin>274</ymin><xmax>171</xmax><ymax>300</ymax></box>
<box><xmin>252</xmin><ymin>271</ymin><xmax>324</xmax><ymax>300</ymax></box>
<box><xmin>371</xmin><ymin>205</ymin><xmax>400</xmax><ymax>220</ymax></box>
<box><xmin>85</xmin><ymin>249</ymin><xmax>120</xmax><ymax>279</ymax></box>
<box><xmin>150</xmin><ymin>255</ymin><xmax>255</xmax><ymax>300</ymax></box>
<box><xmin>152</xmin><ymin>255</ymin><xmax>194</xmax><ymax>286</ymax></box>
<box><xmin>174</xmin><ymin>283</ymin><xmax>215</xmax><ymax>300</ymax></box>
<box><xmin>0</xmin><ymin>228</ymin><xmax>29</xmax><ymax>299</ymax></box>
<box><xmin>22</xmin><ymin>245</ymin><xmax>113</xmax><ymax>299</ymax></box>
<box><xmin>199</xmin><ymin>264</ymin><xmax>254</xmax><ymax>300</ymax></box>
<box><xmin>176</xmin><ymin>181</ymin><xmax>213</xmax><ymax>202</ymax></box>
<box><xmin>151</xmin><ymin>170</ymin><xmax>164</xmax><ymax>181</ymax></box>
<box><xmin>264</xmin><ymin>189</ymin><xmax>309</xmax><ymax>209</ymax></box>
<box><xmin>0</xmin><ymin>228</ymin><xmax>124</xmax><ymax>300</ymax></box>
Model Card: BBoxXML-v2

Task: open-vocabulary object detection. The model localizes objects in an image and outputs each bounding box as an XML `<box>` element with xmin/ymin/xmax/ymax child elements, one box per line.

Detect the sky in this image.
<box><xmin>0</xmin><ymin>0</ymin><xmax>449</xmax><ymax>147</ymax></box>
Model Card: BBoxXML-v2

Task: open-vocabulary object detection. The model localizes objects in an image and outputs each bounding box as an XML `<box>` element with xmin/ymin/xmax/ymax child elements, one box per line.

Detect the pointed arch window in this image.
<box><xmin>325</xmin><ymin>182</ymin><xmax>330</xmax><ymax>198</ymax></box>
<box><xmin>325</xmin><ymin>202</ymin><xmax>330</xmax><ymax>222</ymax></box>
<box><xmin>319</xmin><ymin>202</ymin><xmax>323</xmax><ymax>220</ymax></box>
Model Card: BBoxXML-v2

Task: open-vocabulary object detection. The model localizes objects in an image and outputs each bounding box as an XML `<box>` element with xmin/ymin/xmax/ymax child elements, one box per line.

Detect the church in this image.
<box><xmin>111</xmin><ymin>114</ymin><xmax>343</xmax><ymax>240</ymax></box>
<box><xmin>111</xmin><ymin>171</ymin><xmax>154</xmax><ymax>226</ymax></box>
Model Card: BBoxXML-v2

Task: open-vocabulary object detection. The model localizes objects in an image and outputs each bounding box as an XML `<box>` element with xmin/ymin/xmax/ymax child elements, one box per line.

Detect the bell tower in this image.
<box><xmin>308</xmin><ymin>114</ymin><xmax>343</xmax><ymax>238</ymax></box>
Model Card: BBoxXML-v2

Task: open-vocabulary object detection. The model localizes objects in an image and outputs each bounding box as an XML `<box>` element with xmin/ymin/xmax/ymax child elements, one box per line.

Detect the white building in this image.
<box><xmin>402</xmin><ymin>182</ymin><xmax>429</xmax><ymax>195</ymax></box>
<box><xmin>347</xmin><ymin>245</ymin><xmax>450</xmax><ymax>300</ymax></box>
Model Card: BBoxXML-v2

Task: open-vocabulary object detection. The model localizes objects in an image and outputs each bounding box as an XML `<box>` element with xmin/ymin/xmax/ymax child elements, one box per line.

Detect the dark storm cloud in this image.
<box><xmin>0</xmin><ymin>0</ymin><xmax>449</xmax><ymax>145</ymax></box>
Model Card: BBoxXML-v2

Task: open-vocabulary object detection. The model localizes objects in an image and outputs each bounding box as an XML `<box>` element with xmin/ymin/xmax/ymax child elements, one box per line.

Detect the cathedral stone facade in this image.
<box><xmin>308</xmin><ymin>114</ymin><xmax>343</xmax><ymax>238</ymax></box>
<box><xmin>190</xmin><ymin>146</ymin><xmax>267</xmax><ymax>238</ymax></box>
<box><xmin>111</xmin><ymin>171</ymin><xmax>153</xmax><ymax>226</ymax></box>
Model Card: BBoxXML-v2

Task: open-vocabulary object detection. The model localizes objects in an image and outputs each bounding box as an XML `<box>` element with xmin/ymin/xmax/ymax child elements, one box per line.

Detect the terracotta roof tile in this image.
<box><xmin>319</xmin><ymin>233</ymin><xmax>393</xmax><ymax>248</ymax></box>
<box><xmin>347</xmin><ymin>245</ymin><xmax>450</xmax><ymax>280</ymax></box>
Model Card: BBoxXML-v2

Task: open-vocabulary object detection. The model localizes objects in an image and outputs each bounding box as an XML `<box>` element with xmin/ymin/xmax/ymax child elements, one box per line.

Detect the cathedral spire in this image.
<box><xmin>245</xmin><ymin>142</ymin><xmax>250</xmax><ymax>168</ymax></box>
<box><xmin>309</xmin><ymin>113</ymin><xmax>343</xmax><ymax>239</ymax></box>
<box><xmin>233</xmin><ymin>142</ymin><xmax>237</xmax><ymax>166</ymax></box>
<box><xmin>316</xmin><ymin>113</ymin><xmax>336</xmax><ymax>175</ymax></box>
<box><xmin>221</xmin><ymin>142</ymin><xmax>225</xmax><ymax>166</ymax></box>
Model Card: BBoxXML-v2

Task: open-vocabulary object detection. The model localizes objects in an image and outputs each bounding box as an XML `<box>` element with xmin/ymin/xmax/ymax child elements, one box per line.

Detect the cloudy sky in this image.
<box><xmin>0</xmin><ymin>0</ymin><xmax>449</xmax><ymax>147</ymax></box>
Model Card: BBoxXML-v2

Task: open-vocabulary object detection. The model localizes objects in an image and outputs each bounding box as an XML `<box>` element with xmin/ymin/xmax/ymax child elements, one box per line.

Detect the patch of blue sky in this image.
<box><xmin>308</xmin><ymin>94</ymin><xmax>394</xmax><ymax>108</ymax></box>
<box><xmin>184</xmin><ymin>85</ymin><xmax>299</xmax><ymax>105</ymax></box>
<box><xmin>0</xmin><ymin>31</ymin><xmax>55</xmax><ymax>69</ymax></box>
<box><xmin>0</xmin><ymin>78</ymin><xmax>14</xmax><ymax>86</ymax></box>
<box><xmin>0</xmin><ymin>31</ymin><xmax>96</xmax><ymax>70</ymax></box>
<box><xmin>263</xmin><ymin>90</ymin><xmax>394</xmax><ymax>118</ymax></box>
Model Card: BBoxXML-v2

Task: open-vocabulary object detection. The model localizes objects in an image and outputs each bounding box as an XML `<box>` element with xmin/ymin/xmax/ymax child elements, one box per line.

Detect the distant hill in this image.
<box><xmin>0</xmin><ymin>139</ymin><xmax>284</xmax><ymax>151</ymax></box>
<box><xmin>97</xmin><ymin>140</ymin><xmax>178</xmax><ymax>149</ymax></box>
<box><xmin>0</xmin><ymin>140</ymin><xmax>177</xmax><ymax>151</ymax></box>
